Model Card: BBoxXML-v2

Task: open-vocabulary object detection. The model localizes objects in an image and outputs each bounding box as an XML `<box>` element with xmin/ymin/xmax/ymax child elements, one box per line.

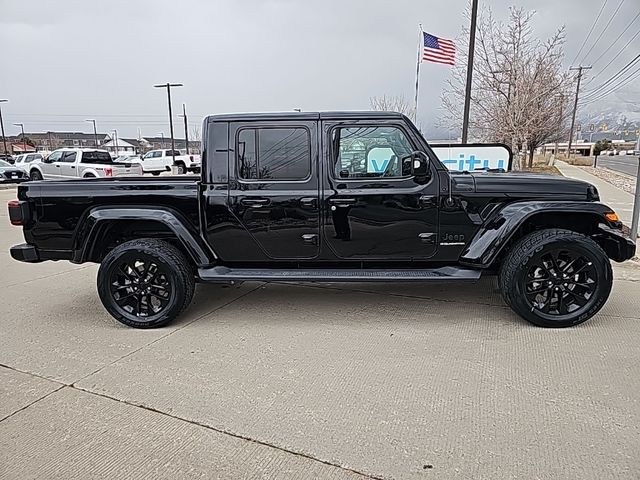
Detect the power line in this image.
<box><xmin>580</xmin><ymin>64</ymin><xmax>640</xmax><ymax>105</ymax></box>
<box><xmin>586</xmin><ymin>10</ymin><xmax>640</xmax><ymax>82</ymax></box>
<box><xmin>585</xmin><ymin>28</ymin><xmax>640</xmax><ymax>84</ymax></box>
<box><xmin>571</xmin><ymin>0</ymin><xmax>608</xmax><ymax>66</ymax></box>
<box><xmin>582</xmin><ymin>53</ymin><xmax>640</xmax><ymax>99</ymax></box>
<box><xmin>580</xmin><ymin>0</ymin><xmax>626</xmax><ymax>64</ymax></box>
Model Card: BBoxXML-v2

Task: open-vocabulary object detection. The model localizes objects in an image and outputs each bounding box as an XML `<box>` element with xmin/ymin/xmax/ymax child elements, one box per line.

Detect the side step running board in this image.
<box><xmin>198</xmin><ymin>266</ymin><xmax>482</xmax><ymax>283</ymax></box>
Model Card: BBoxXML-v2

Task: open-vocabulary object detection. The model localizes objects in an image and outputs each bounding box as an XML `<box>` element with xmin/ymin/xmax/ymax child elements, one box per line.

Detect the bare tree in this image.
<box><xmin>370</xmin><ymin>95</ymin><xmax>416</xmax><ymax>122</ymax></box>
<box><xmin>441</xmin><ymin>7</ymin><xmax>573</xmax><ymax>168</ymax></box>
<box><xmin>189</xmin><ymin>125</ymin><xmax>202</xmax><ymax>153</ymax></box>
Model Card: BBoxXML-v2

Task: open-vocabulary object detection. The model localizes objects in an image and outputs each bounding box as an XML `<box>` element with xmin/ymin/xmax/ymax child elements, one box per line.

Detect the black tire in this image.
<box><xmin>499</xmin><ymin>228</ymin><xmax>612</xmax><ymax>328</ymax></box>
<box><xmin>83</xmin><ymin>173</ymin><xmax>96</xmax><ymax>178</ymax></box>
<box><xmin>151</xmin><ymin>171</ymin><xmax>161</xmax><ymax>176</ymax></box>
<box><xmin>30</xmin><ymin>170</ymin><xmax>43</xmax><ymax>181</ymax></box>
<box><xmin>97</xmin><ymin>239</ymin><xmax>195</xmax><ymax>328</ymax></box>
<box><xmin>175</xmin><ymin>162</ymin><xmax>186</xmax><ymax>174</ymax></box>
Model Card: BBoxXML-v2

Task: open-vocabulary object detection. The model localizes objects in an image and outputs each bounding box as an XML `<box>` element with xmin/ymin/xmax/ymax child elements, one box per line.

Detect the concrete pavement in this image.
<box><xmin>1</xmin><ymin>187</ymin><xmax>640</xmax><ymax>479</ymax></box>
<box><xmin>556</xmin><ymin>161</ymin><xmax>637</xmax><ymax>234</ymax></box>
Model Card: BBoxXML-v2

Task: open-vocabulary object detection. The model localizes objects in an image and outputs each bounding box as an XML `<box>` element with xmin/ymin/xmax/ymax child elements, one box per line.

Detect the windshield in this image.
<box><xmin>81</xmin><ymin>151</ymin><xmax>113</xmax><ymax>164</ymax></box>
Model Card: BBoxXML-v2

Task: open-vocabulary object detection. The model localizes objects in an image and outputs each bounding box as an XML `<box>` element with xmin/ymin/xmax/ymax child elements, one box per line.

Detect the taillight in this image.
<box><xmin>8</xmin><ymin>200</ymin><xmax>28</xmax><ymax>226</ymax></box>
<box><xmin>189</xmin><ymin>155</ymin><xmax>194</xmax><ymax>161</ymax></box>
<box><xmin>104</xmin><ymin>167</ymin><xmax>113</xmax><ymax>177</ymax></box>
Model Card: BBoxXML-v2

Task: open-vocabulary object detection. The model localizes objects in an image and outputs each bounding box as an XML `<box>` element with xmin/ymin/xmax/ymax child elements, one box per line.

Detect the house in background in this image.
<box><xmin>100</xmin><ymin>138</ymin><xmax>139</xmax><ymax>156</ymax></box>
<box><xmin>23</xmin><ymin>132</ymin><xmax>111</xmax><ymax>150</ymax></box>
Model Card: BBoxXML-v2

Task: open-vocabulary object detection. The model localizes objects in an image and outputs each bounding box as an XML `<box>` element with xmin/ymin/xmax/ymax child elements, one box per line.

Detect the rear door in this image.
<box><xmin>228</xmin><ymin>120</ymin><xmax>320</xmax><ymax>259</ymax></box>
<box><xmin>59</xmin><ymin>151</ymin><xmax>78</xmax><ymax>178</ymax></box>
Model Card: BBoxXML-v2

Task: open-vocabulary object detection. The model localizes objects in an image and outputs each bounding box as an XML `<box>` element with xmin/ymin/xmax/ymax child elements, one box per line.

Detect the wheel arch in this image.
<box><xmin>460</xmin><ymin>201</ymin><xmax>627</xmax><ymax>268</ymax></box>
<box><xmin>72</xmin><ymin>206</ymin><xmax>217</xmax><ymax>266</ymax></box>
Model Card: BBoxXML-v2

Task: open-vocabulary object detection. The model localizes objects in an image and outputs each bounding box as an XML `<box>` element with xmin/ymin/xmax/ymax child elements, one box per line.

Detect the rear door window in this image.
<box><xmin>237</xmin><ymin>127</ymin><xmax>311</xmax><ymax>181</ymax></box>
<box><xmin>61</xmin><ymin>151</ymin><xmax>77</xmax><ymax>162</ymax></box>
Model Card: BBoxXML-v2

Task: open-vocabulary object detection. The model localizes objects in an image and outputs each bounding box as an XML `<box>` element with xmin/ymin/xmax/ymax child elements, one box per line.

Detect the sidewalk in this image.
<box><xmin>556</xmin><ymin>160</ymin><xmax>636</xmax><ymax>230</ymax></box>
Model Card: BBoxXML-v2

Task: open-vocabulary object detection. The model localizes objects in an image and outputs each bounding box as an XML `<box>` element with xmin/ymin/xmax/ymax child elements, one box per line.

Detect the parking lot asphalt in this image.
<box><xmin>1</xmin><ymin>187</ymin><xmax>640</xmax><ymax>480</ymax></box>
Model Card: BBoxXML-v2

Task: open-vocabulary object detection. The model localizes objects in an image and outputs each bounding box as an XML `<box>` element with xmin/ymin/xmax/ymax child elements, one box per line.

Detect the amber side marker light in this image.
<box><xmin>604</xmin><ymin>212</ymin><xmax>620</xmax><ymax>222</ymax></box>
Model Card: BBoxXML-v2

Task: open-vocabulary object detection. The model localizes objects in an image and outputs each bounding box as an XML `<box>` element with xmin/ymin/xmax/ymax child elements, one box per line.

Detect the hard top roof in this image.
<box><xmin>205</xmin><ymin>111</ymin><xmax>408</xmax><ymax>122</ymax></box>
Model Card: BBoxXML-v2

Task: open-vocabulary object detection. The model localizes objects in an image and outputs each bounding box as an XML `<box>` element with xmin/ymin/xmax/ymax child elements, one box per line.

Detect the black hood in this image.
<box><xmin>455</xmin><ymin>171</ymin><xmax>596</xmax><ymax>198</ymax></box>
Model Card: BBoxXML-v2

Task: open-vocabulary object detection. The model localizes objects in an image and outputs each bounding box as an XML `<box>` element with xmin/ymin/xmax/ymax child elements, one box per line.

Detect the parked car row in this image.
<box><xmin>0</xmin><ymin>159</ymin><xmax>29</xmax><ymax>183</ymax></box>
<box><xmin>0</xmin><ymin>148</ymin><xmax>201</xmax><ymax>182</ymax></box>
<box><xmin>114</xmin><ymin>149</ymin><xmax>201</xmax><ymax>175</ymax></box>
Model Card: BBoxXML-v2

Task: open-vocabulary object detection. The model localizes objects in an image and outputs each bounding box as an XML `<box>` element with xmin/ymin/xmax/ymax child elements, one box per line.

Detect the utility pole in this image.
<box><xmin>13</xmin><ymin>123</ymin><xmax>25</xmax><ymax>152</ymax></box>
<box><xmin>567</xmin><ymin>65</ymin><xmax>591</xmax><ymax>158</ymax></box>
<box><xmin>85</xmin><ymin>119</ymin><xmax>98</xmax><ymax>147</ymax></box>
<box><xmin>154</xmin><ymin>83</ymin><xmax>183</xmax><ymax>164</ymax></box>
<box><xmin>461</xmin><ymin>0</ymin><xmax>479</xmax><ymax>143</ymax></box>
<box><xmin>159</xmin><ymin>132</ymin><xmax>165</xmax><ymax>148</ymax></box>
<box><xmin>0</xmin><ymin>100</ymin><xmax>8</xmax><ymax>156</ymax></box>
<box><xmin>181</xmin><ymin>103</ymin><xmax>189</xmax><ymax>155</ymax></box>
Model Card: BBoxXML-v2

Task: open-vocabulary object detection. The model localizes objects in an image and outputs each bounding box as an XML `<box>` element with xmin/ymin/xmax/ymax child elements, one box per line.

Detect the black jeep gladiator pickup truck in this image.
<box><xmin>8</xmin><ymin>112</ymin><xmax>636</xmax><ymax>328</ymax></box>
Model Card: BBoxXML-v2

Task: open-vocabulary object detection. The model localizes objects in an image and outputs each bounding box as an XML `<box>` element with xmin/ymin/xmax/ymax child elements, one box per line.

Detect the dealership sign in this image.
<box><xmin>431</xmin><ymin>144</ymin><xmax>513</xmax><ymax>172</ymax></box>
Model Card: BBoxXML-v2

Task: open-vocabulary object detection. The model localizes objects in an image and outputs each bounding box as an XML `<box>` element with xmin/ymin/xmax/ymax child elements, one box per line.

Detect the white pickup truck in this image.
<box><xmin>28</xmin><ymin>148</ymin><xmax>143</xmax><ymax>180</ymax></box>
<box><xmin>135</xmin><ymin>149</ymin><xmax>201</xmax><ymax>175</ymax></box>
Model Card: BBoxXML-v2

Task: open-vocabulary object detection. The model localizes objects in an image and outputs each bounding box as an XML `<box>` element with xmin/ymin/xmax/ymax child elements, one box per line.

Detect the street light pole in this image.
<box><xmin>13</xmin><ymin>123</ymin><xmax>25</xmax><ymax>152</ymax></box>
<box><xmin>461</xmin><ymin>0</ymin><xmax>479</xmax><ymax>143</ymax></box>
<box><xmin>181</xmin><ymin>103</ymin><xmax>189</xmax><ymax>155</ymax></box>
<box><xmin>0</xmin><ymin>100</ymin><xmax>8</xmax><ymax>156</ymax></box>
<box><xmin>85</xmin><ymin>119</ymin><xmax>98</xmax><ymax>147</ymax></box>
<box><xmin>112</xmin><ymin>130</ymin><xmax>119</xmax><ymax>156</ymax></box>
<box><xmin>154</xmin><ymin>83</ymin><xmax>183</xmax><ymax>165</ymax></box>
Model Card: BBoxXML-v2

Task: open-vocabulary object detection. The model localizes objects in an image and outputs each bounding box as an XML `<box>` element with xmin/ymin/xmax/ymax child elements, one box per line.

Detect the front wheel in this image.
<box><xmin>499</xmin><ymin>229</ymin><xmax>612</xmax><ymax>328</ymax></box>
<box><xmin>97</xmin><ymin>239</ymin><xmax>195</xmax><ymax>328</ymax></box>
<box><xmin>30</xmin><ymin>170</ymin><xmax>43</xmax><ymax>181</ymax></box>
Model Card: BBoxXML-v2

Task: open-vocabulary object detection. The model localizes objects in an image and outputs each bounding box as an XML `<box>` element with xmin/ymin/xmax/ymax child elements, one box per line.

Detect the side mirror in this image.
<box><xmin>401</xmin><ymin>151</ymin><xmax>430</xmax><ymax>176</ymax></box>
<box><xmin>43</xmin><ymin>157</ymin><xmax>53</xmax><ymax>164</ymax></box>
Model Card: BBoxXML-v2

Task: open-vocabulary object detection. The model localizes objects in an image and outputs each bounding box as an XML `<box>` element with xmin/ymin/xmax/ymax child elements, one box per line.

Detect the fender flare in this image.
<box><xmin>460</xmin><ymin>201</ymin><xmax>617</xmax><ymax>268</ymax></box>
<box><xmin>29</xmin><ymin>164</ymin><xmax>44</xmax><ymax>178</ymax></box>
<box><xmin>82</xmin><ymin>168</ymin><xmax>99</xmax><ymax>177</ymax></box>
<box><xmin>72</xmin><ymin>206</ymin><xmax>216</xmax><ymax>266</ymax></box>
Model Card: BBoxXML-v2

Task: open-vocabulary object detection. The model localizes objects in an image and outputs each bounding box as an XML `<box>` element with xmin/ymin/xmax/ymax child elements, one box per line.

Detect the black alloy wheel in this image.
<box><xmin>97</xmin><ymin>239</ymin><xmax>195</xmax><ymax>328</ymax></box>
<box><xmin>524</xmin><ymin>249</ymin><xmax>597</xmax><ymax>316</ymax></box>
<box><xmin>109</xmin><ymin>254</ymin><xmax>173</xmax><ymax>318</ymax></box>
<box><xmin>499</xmin><ymin>229</ymin><xmax>612</xmax><ymax>327</ymax></box>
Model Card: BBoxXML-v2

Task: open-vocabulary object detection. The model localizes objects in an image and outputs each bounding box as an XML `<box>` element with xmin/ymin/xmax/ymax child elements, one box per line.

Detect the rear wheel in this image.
<box><xmin>97</xmin><ymin>239</ymin><xmax>195</xmax><ymax>328</ymax></box>
<box><xmin>175</xmin><ymin>162</ymin><xmax>186</xmax><ymax>174</ymax></box>
<box><xmin>83</xmin><ymin>173</ymin><xmax>96</xmax><ymax>178</ymax></box>
<box><xmin>499</xmin><ymin>229</ymin><xmax>612</xmax><ymax>328</ymax></box>
<box><xmin>151</xmin><ymin>171</ymin><xmax>161</xmax><ymax>176</ymax></box>
<box><xmin>30</xmin><ymin>170</ymin><xmax>43</xmax><ymax>181</ymax></box>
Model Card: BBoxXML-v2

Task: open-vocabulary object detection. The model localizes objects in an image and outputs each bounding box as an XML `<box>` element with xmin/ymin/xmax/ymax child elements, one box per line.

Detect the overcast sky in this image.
<box><xmin>1</xmin><ymin>0</ymin><xmax>638</xmax><ymax>139</ymax></box>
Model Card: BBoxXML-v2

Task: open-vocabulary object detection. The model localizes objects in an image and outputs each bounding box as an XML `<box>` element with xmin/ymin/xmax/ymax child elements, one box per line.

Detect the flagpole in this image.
<box><xmin>414</xmin><ymin>23</ymin><xmax>423</xmax><ymax>123</ymax></box>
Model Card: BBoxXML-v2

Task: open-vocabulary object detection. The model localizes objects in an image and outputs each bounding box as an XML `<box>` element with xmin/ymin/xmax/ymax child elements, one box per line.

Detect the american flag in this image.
<box><xmin>422</xmin><ymin>32</ymin><xmax>456</xmax><ymax>65</ymax></box>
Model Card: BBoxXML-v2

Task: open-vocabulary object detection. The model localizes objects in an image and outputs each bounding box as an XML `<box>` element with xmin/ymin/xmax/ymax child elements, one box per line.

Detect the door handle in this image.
<box><xmin>418</xmin><ymin>232</ymin><xmax>436</xmax><ymax>244</ymax></box>
<box><xmin>300</xmin><ymin>197</ymin><xmax>317</xmax><ymax>208</ymax></box>
<box><xmin>241</xmin><ymin>198</ymin><xmax>270</xmax><ymax>207</ymax></box>
<box><xmin>55</xmin><ymin>165</ymin><xmax>61</xmax><ymax>168</ymax></box>
<box><xmin>329</xmin><ymin>198</ymin><xmax>357</xmax><ymax>207</ymax></box>
<box><xmin>71</xmin><ymin>166</ymin><xmax>76</xmax><ymax>169</ymax></box>
<box><xmin>301</xmin><ymin>233</ymin><xmax>318</xmax><ymax>245</ymax></box>
<box><xmin>419</xmin><ymin>195</ymin><xmax>436</xmax><ymax>207</ymax></box>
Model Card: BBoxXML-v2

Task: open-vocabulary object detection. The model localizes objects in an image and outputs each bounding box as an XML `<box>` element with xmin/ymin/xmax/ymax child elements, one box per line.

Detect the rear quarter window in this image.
<box><xmin>82</xmin><ymin>151</ymin><xmax>113</xmax><ymax>164</ymax></box>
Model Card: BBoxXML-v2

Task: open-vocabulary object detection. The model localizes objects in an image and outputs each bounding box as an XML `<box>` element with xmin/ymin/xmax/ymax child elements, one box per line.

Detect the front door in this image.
<box><xmin>322</xmin><ymin>122</ymin><xmax>439</xmax><ymax>260</ymax></box>
<box><xmin>41</xmin><ymin>150</ymin><xmax>64</xmax><ymax>179</ymax></box>
<box><xmin>228</xmin><ymin>120</ymin><xmax>320</xmax><ymax>259</ymax></box>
